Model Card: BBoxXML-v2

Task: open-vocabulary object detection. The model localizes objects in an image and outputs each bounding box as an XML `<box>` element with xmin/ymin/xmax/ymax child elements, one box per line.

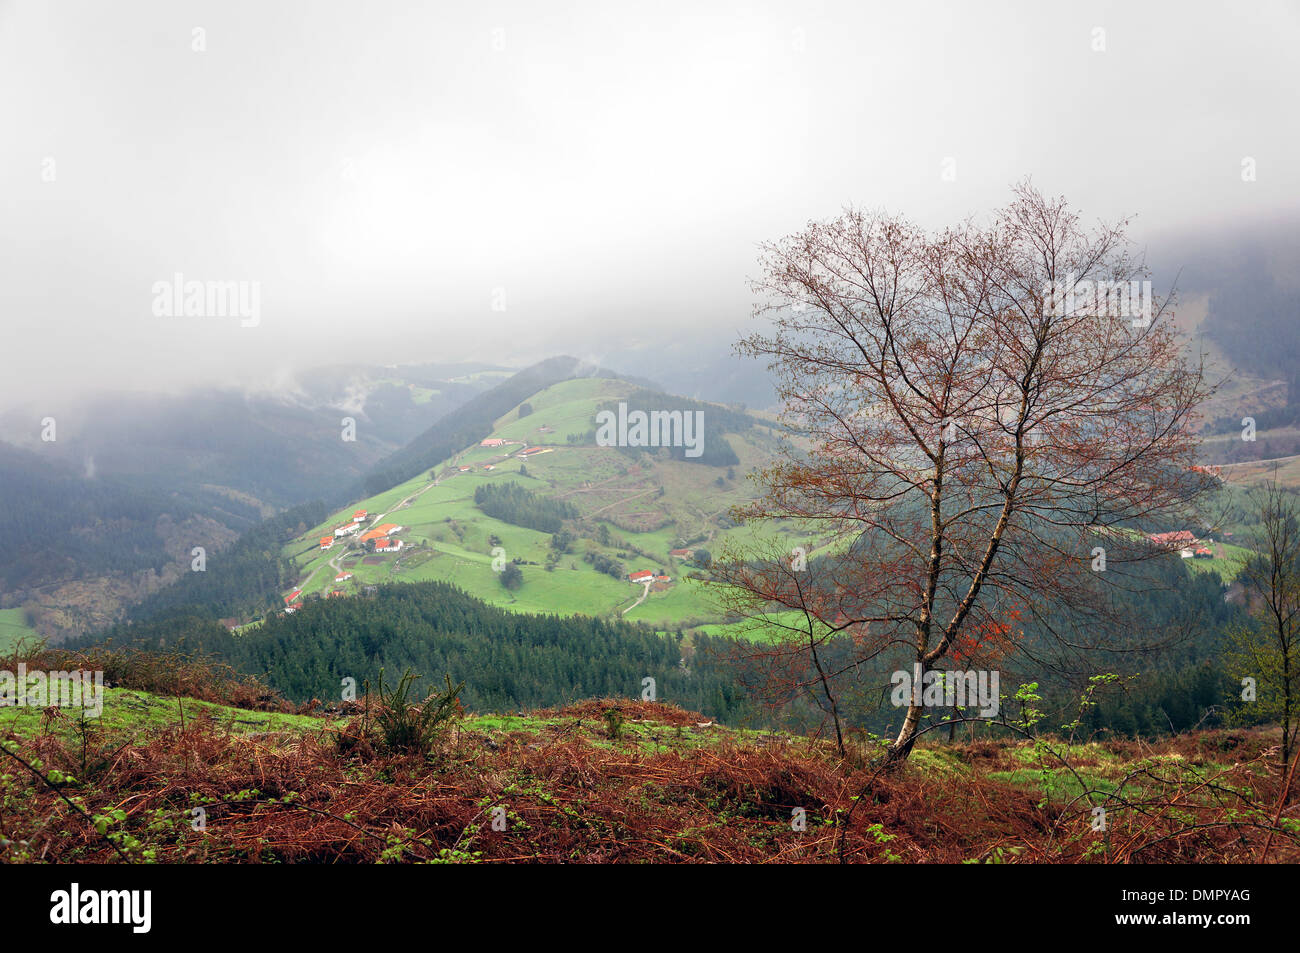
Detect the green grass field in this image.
<box><xmin>0</xmin><ymin>685</ymin><xmax>329</xmax><ymax>742</ymax></box>
<box><xmin>0</xmin><ymin>608</ymin><xmax>41</xmax><ymax>653</ymax></box>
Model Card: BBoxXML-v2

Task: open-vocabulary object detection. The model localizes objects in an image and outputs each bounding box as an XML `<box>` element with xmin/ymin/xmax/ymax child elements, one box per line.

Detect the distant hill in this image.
<box><xmin>0</xmin><ymin>440</ymin><xmax>252</xmax><ymax>637</ymax></box>
<box><xmin>360</xmin><ymin>355</ymin><xmax>659</xmax><ymax>496</ymax></box>
<box><xmin>280</xmin><ymin>373</ymin><xmax>787</xmax><ymax>628</ymax></box>
<box><xmin>1152</xmin><ymin>214</ymin><xmax>1300</xmax><ymax>472</ymax></box>
<box><xmin>0</xmin><ymin>363</ymin><xmax>497</xmax><ymax>640</ymax></box>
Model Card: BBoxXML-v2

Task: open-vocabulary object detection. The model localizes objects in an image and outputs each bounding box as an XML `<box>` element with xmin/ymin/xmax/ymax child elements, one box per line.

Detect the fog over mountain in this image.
<box><xmin>3</xmin><ymin>0</ymin><xmax>1298</xmax><ymax>409</ymax></box>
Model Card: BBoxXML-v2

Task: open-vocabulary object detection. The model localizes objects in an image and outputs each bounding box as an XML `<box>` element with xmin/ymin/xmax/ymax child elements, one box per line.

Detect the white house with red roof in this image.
<box><xmin>1149</xmin><ymin>530</ymin><xmax>1196</xmax><ymax>549</ymax></box>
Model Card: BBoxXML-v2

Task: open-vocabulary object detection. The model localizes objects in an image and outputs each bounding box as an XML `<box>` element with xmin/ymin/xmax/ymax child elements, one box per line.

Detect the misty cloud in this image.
<box><xmin>2</xmin><ymin>0</ymin><xmax>1298</xmax><ymax>408</ymax></box>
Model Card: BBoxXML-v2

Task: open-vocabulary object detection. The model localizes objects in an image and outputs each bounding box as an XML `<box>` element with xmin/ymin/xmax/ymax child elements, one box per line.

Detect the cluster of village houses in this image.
<box><xmin>277</xmin><ymin>510</ymin><xmax>407</xmax><ymax>611</ymax></box>
<box><xmin>320</xmin><ymin>510</ymin><xmax>406</xmax><ymax>554</ymax></box>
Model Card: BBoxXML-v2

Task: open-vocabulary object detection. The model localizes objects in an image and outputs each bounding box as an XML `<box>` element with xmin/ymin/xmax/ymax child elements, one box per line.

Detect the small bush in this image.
<box><xmin>373</xmin><ymin>670</ymin><xmax>465</xmax><ymax>757</ymax></box>
<box><xmin>604</xmin><ymin>708</ymin><xmax>624</xmax><ymax>741</ymax></box>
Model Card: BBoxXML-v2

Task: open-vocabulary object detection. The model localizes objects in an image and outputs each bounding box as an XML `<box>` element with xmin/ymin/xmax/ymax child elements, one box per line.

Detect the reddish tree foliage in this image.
<box><xmin>710</xmin><ymin>182</ymin><xmax>1217</xmax><ymax>762</ymax></box>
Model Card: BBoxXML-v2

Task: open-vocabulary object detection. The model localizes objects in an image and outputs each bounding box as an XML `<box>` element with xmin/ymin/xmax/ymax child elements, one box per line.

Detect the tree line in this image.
<box><xmin>82</xmin><ymin>581</ymin><xmax>756</xmax><ymax>721</ymax></box>
<box><xmin>475</xmin><ymin>482</ymin><xmax>578</xmax><ymax>533</ymax></box>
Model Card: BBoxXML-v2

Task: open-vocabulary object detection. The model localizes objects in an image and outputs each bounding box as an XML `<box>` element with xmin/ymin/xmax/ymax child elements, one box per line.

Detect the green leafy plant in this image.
<box><xmin>373</xmin><ymin>670</ymin><xmax>465</xmax><ymax>756</ymax></box>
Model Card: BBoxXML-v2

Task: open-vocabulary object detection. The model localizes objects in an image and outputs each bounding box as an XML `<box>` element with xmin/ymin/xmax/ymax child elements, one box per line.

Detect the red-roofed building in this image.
<box><xmin>1149</xmin><ymin>530</ymin><xmax>1196</xmax><ymax>548</ymax></box>
<box><xmin>480</xmin><ymin>438</ymin><xmax>506</xmax><ymax>447</ymax></box>
<box><xmin>335</xmin><ymin>572</ymin><xmax>353</xmax><ymax>582</ymax></box>
<box><xmin>284</xmin><ymin>590</ymin><xmax>302</xmax><ymax>604</ymax></box>
<box><xmin>669</xmin><ymin>548</ymin><xmax>694</xmax><ymax>558</ymax></box>
<box><xmin>628</xmin><ymin>570</ymin><xmax>655</xmax><ymax>583</ymax></box>
<box><xmin>320</xmin><ymin>536</ymin><xmax>333</xmax><ymax>550</ymax></box>
<box><xmin>360</xmin><ymin>523</ymin><xmax>402</xmax><ymax>544</ymax></box>
<box><xmin>374</xmin><ymin>537</ymin><xmax>403</xmax><ymax>553</ymax></box>
<box><xmin>352</xmin><ymin>510</ymin><xmax>367</xmax><ymax>522</ymax></box>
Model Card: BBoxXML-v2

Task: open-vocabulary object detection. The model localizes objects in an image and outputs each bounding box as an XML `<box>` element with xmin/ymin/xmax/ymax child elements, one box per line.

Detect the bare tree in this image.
<box><xmin>1226</xmin><ymin>480</ymin><xmax>1300</xmax><ymax>769</ymax></box>
<box><xmin>712</xmin><ymin>182</ymin><xmax>1215</xmax><ymax>765</ymax></box>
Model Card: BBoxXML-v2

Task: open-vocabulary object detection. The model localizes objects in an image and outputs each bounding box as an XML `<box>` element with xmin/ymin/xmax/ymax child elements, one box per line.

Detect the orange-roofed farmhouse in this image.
<box><xmin>360</xmin><ymin>523</ymin><xmax>402</xmax><ymax>544</ymax></box>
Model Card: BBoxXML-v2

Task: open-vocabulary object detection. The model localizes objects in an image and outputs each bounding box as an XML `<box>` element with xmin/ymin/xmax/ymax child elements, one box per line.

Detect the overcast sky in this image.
<box><xmin>2</xmin><ymin>0</ymin><xmax>1298</xmax><ymax>408</ymax></box>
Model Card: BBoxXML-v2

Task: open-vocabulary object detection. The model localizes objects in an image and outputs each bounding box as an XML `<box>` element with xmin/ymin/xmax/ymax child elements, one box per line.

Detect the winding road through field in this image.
<box><xmin>622</xmin><ymin>579</ymin><xmax>652</xmax><ymax>615</ymax></box>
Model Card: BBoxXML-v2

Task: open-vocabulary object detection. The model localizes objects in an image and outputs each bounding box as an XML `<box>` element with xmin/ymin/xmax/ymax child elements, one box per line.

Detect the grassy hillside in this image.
<box><xmin>278</xmin><ymin>377</ymin><xmax>795</xmax><ymax>628</ymax></box>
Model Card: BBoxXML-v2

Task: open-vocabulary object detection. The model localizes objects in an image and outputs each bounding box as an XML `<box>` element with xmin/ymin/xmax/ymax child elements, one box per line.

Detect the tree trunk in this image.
<box><xmin>888</xmin><ymin>701</ymin><xmax>925</xmax><ymax>766</ymax></box>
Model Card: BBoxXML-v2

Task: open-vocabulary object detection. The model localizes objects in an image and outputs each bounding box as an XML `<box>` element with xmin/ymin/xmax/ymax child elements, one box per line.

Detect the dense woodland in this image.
<box><xmin>474</xmin><ymin>481</ymin><xmax>578</xmax><ymax>533</ymax></box>
<box><xmin>85</xmin><ymin>581</ymin><xmax>755</xmax><ymax>720</ymax></box>
<box><xmin>0</xmin><ymin>441</ymin><xmax>263</xmax><ymax>597</ymax></box>
<box><xmin>73</xmin><ymin>545</ymin><xmax>1258</xmax><ymax>741</ymax></box>
<box><xmin>126</xmin><ymin>500</ymin><xmax>330</xmax><ymax>622</ymax></box>
<box><xmin>721</xmin><ymin>547</ymin><xmax>1252</xmax><ymax>741</ymax></box>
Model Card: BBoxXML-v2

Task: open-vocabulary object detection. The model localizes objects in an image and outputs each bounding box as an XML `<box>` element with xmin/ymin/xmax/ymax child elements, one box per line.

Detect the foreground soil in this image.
<box><xmin>4</xmin><ymin>690</ymin><xmax>1298</xmax><ymax>863</ymax></box>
